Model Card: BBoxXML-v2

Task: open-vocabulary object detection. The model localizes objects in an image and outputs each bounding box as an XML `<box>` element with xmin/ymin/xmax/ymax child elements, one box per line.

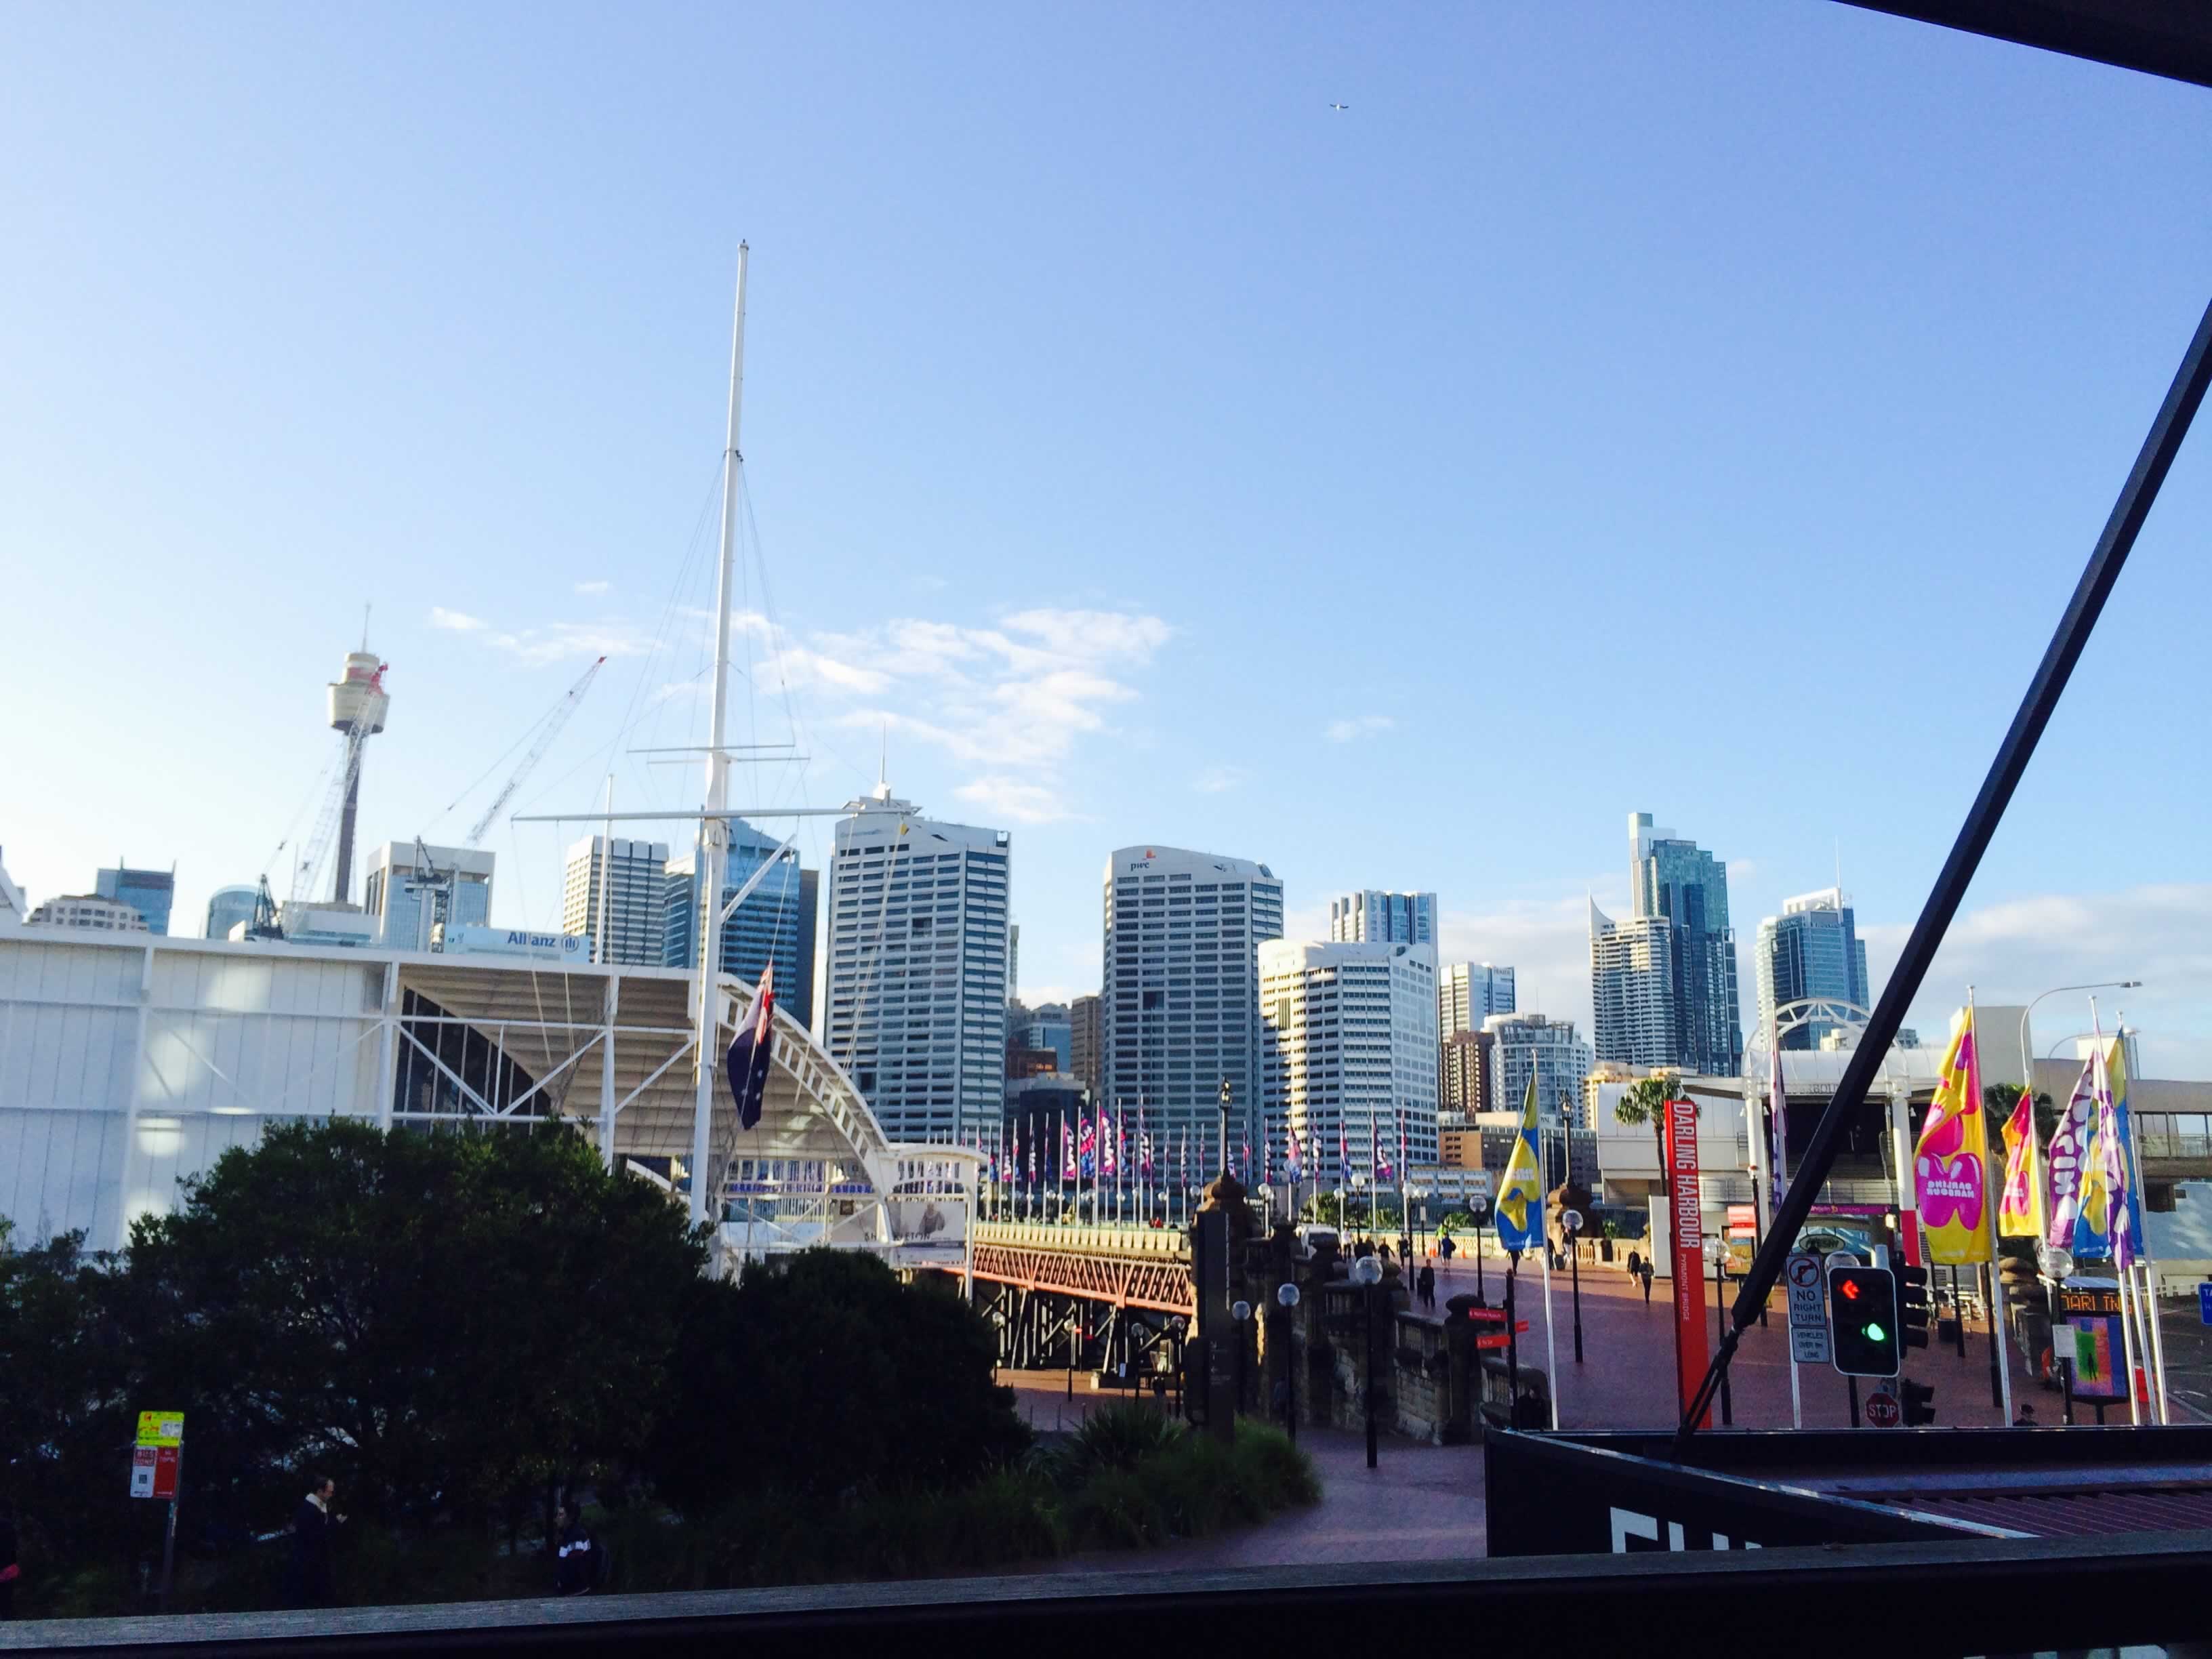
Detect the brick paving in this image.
<box><xmin>1424</xmin><ymin>1252</ymin><xmax>2023</xmax><ymax>1429</ymax></box>
<box><xmin>991</xmin><ymin>1252</ymin><xmax>2039</xmax><ymax>1573</ymax></box>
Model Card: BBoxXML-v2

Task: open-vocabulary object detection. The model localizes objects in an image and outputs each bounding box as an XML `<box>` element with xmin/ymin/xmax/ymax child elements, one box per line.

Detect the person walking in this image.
<box><xmin>290</xmin><ymin>1475</ymin><xmax>345</xmax><ymax>1607</ymax></box>
<box><xmin>1416</xmin><ymin>1262</ymin><xmax>1436</xmax><ymax>1311</ymax></box>
<box><xmin>1638</xmin><ymin>1259</ymin><xmax>1655</xmax><ymax>1305</ymax></box>
<box><xmin>554</xmin><ymin>1502</ymin><xmax>596</xmax><ymax>1595</ymax></box>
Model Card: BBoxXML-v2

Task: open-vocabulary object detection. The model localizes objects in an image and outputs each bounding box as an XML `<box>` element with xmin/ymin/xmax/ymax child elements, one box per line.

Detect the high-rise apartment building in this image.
<box><xmin>1441</xmin><ymin>1028</ymin><xmax>1492</xmax><ymax>1117</ymax></box>
<box><xmin>1755</xmin><ymin>887</ymin><xmax>1870</xmax><ymax>1050</ymax></box>
<box><xmin>1590</xmin><ymin>814</ymin><xmax>1742</xmax><ymax>1076</ymax></box>
<box><xmin>1328</xmin><ymin>890</ymin><xmax>1437</xmax><ymax>946</ymax></box>
<box><xmin>204</xmin><ymin>885</ymin><xmax>260</xmax><ymax>941</ymax></box>
<box><xmin>562</xmin><ymin>836</ymin><xmax>670</xmax><ymax>966</ymax></box>
<box><xmin>363</xmin><ymin>842</ymin><xmax>494</xmax><ymax>952</ymax></box>
<box><xmin>95</xmin><ymin>863</ymin><xmax>174</xmax><ymax>935</ymax></box>
<box><xmin>1439</xmin><ymin>962</ymin><xmax>1515</xmax><ymax>1036</ymax></box>
<box><xmin>28</xmin><ymin>895</ymin><xmax>148</xmax><ymax>932</ymax></box>
<box><xmin>824</xmin><ymin>789</ymin><xmax>1010</xmax><ymax>1144</ymax></box>
<box><xmin>1483</xmin><ymin>1011</ymin><xmax>1594</xmax><ymax>1123</ymax></box>
<box><xmin>1589</xmin><ymin>900</ymin><xmax>1678</xmax><ymax>1067</ymax></box>
<box><xmin>1070</xmin><ymin>993</ymin><xmax>1103</xmax><ymax>1098</ymax></box>
<box><xmin>1260</xmin><ymin>939</ymin><xmax>1439</xmax><ymax>1186</ymax></box>
<box><xmin>661</xmin><ymin>821</ymin><xmax>819</xmax><ymax>1030</ymax></box>
<box><xmin>1101</xmin><ymin>845</ymin><xmax>1284</xmax><ymax>1160</ymax></box>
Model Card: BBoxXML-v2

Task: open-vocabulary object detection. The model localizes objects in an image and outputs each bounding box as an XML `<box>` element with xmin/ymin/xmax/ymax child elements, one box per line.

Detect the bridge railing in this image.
<box><xmin>971</xmin><ymin>1221</ymin><xmax>1188</xmax><ymax>1258</ymax></box>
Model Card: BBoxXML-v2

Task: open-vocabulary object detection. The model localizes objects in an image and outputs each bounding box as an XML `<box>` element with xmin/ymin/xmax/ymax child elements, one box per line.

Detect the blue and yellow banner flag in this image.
<box><xmin>1494</xmin><ymin>1073</ymin><xmax>1543</xmax><ymax>1253</ymax></box>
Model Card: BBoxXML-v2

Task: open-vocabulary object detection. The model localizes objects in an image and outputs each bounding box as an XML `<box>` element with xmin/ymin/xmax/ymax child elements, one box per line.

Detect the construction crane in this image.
<box><xmin>465</xmin><ymin>656</ymin><xmax>607</xmax><ymax>846</ymax></box>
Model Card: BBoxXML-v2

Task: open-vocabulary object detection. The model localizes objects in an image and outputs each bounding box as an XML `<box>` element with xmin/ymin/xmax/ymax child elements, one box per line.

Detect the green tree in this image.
<box><xmin>112</xmin><ymin>1120</ymin><xmax>706</xmax><ymax>1536</ymax></box>
<box><xmin>1614</xmin><ymin>1073</ymin><xmax>1679</xmax><ymax>1196</ymax></box>
<box><xmin>0</xmin><ymin>1221</ymin><xmax>138</xmax><ymax>1582</ymax></box>
<box><xmin>646</xmin><ymin>1249</ymin><xmax>1027</xmax><ymax>1517</ymax></box>
<box><xmin>1985</xmin><ymin>1082</ymin><xmax>2058</xmax><ymax>1146</ymax></box>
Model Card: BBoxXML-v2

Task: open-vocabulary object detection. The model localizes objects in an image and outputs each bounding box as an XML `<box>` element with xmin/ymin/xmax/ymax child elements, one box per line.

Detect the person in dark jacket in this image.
<box><xmin>1416</xmin><ymin>1263</ymin><xmax>1437</xmax><ymax>1310</ymax></box>
<box><xmin>554</xmin><ymin>1504</ymin><xmax>596</xmax><ymax>1595</ymax></box>
<box><xmin>1638</xmin><ymin>1260</ymin><xmax>1655</xmax><ymax>1304</ymax></box>
<box><xmin>290</xmin><ymin>1475</ymin><xmax>344</xmax><ymax>1607</ymax></box>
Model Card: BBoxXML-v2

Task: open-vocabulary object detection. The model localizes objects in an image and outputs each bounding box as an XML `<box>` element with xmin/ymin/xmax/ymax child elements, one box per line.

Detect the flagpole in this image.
<box><xmin>2090</xmin><ymin>998</ymin><xmax>2143</xmax><ymax>1425</ymax></box>
<box><xmin>1540</xmin><ymin>1217</ymin><xmax>1559</xmax><ymax>1429</ymax></box>
<box><xmin>2118</xmin><ymin>1023</ymin><xmax>2171</xmax><ymax>1424</ymax></box>
<box><xmin>1968</xmin><ymin>987</ymin><xmax>2015</xmax><ymax>1428</ymax></box>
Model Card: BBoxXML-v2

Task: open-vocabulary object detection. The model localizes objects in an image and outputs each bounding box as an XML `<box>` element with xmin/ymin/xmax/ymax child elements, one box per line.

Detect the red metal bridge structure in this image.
<box><xmin>966</xmin><ymin>1222</ymin><xmax>1194</xmax><ymax>1371</ymax></box>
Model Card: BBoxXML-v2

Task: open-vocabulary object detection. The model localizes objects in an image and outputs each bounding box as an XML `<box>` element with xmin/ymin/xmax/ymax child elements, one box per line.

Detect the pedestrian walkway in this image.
<box><xmin>1422</xmin><ymin>1253</ymin><xmax>2022</xmax><ymax>1429</ymax></box>
<box><xmin>1037</xmin><ymin>1426</ymin><xmax>1485</xmax><ymax>1574</ymax></box>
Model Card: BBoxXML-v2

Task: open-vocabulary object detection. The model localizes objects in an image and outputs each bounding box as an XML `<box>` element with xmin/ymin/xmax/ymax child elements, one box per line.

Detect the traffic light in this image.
<box><xmin>1828</xmin><ymin>1264</ymin><xmax>1901</xmax><ymax>1378</ymax></box>
<box><xmin>1899</xmin><ymin>1377</ymin><xmax>1936</xmax><ymax>1426</ymax></box>
<box><xmin>1898</xmin><ymin>1265</ymin><xmax>1931</xmax><ymax>1351</ymax></box>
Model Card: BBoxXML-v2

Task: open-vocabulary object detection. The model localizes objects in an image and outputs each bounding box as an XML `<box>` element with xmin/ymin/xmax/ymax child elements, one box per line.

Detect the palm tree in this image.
<box><xmin>1614</xmin><ymin>1072</ymin><xmax>1680</xmax><ymax>1196</ymax></box>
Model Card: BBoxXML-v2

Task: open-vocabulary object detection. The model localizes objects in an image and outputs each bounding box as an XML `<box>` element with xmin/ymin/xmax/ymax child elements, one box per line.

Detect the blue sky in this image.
<box><xmin>7</xmin><ymin>3</ymin><xmax>2212</xmax><ymax>1069</ymax></box>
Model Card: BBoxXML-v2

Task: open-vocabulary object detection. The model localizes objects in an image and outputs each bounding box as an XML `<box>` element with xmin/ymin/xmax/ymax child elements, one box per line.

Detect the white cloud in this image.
<box><xmin>1193</xmin><ymin>765</ymin><xmax>1249</xmax><ymax>794</ymax></box>
<box><xmin>574</xmin><ymin>580</ymin><xmax>611</xmax><ymax>596</ymax></box>
<box><xmin>1861</xmin><ymin>883</ymin><xmax>2212</xmax><ymax>1077</ymax></box>
<box><xmin>954</xmin><ymin>775</ymin><xmax>1072</xmax><ymax>825</ymax></box>
<box><xmin>430</xmin><ymin>607</ymin><xmax>486</xmax><ymax>632</ymax></box>
<box><xmin>1325</xmin><ymin>714</ymin><xmax>1395</xmax><ymax>743</ymax></box>
<box><xmin>483</xmin><ymin>621</ymin><xmax>655</xmax><ymax>666</ymax></box>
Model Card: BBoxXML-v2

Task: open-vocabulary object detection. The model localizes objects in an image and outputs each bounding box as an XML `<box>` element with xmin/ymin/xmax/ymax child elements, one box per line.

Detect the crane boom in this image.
<box><xmin>466</xmin><ymin>656</ymin><xmax>607</xmax><ymax>846</ymax></box>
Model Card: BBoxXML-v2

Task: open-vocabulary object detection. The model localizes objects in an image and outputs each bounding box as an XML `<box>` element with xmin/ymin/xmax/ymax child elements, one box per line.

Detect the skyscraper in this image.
<box><xmin>363</xmin><ymin>842</ymin><xmax>493</xmax><ymax>951</ymax></box>
<box><xmin>1589</xmin><ymin>900</ymin><xmax>1678</xmax><ymax>1067</ymax></box>
<box><xmin>824</xmin><ymin>788</ymin><xmax>1010</xmax><ymax>1144</ymax></box>
<box><xmin>1755</xmin><ymin>887</ymin><xmax>1870</xmax><ymax>1049</ymax></box>
<box><xmin>95</xmin><ymin>863</ymin><xmax>174</xmax><ymax>935</ymax></box>
<box><xmin>1483</xmin><ymin>1011</ymin><xmax>1594</xmax><ymax>1123</ymax></box>
<box><xmin>661</xmin><ymin>821</ymin><xmax>819</xmax><ymax>1030</ymax></box>
<box><xmin>1328</xmin><ymin>890</ymin><xmax>1437</xmax><ymax>946</ymax></box>
<box><xmin>203</xmin><ymin>885</ymin><xmax>260</xmax><ymax>941</ymax></box>
<box><xmin>1590</xmin><ymin>813</ymin><xmax>1742</xmax><ymax>1076</ymax></box>
<box><xmin>1101</xmin><ymin>844</ymin><xmax>1284</xmax><ymax>1161</ymax></box>
<box><xmin>1260</xmin><ymin>939</ymin><xmax>1440</xmax><ymax>1186</ymax></box>
<box><xmin>562</xmin><ymin>836</ymin><xmax>670</xmax><ymax>966</ymax></box>
<box><xmin>1439</xmin><ymin>962</ymin><xmax>1515</xmax><ymax>1036</ymax></box>
<box><xmin>1070</xmin><ymin>993</ymin><xmax>1103</xmax><ymax>1099</ymax></box>
<box><xmin>1440</xmin><ymin>1027</ymin><xmax>1492</xmax><ymax>1117</ymax></box>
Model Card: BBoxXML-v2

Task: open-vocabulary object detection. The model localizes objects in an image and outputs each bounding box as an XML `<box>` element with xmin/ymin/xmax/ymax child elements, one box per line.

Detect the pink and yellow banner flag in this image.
<box><xmin>1914</xmin><ymin>1006</ymin><xmax>1994</xmax><ymax>1265</ymax></box>
<box><xmin>1996</xmin><ymin>1088</ymin><xmax>2043</xmax><ymax>1238</ymax></box>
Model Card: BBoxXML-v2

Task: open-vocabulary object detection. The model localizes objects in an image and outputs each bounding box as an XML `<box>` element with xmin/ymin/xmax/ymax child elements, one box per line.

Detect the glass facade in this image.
<box><xmin>1755</xmin><ymin>888</ymin><xmax>1870</xmax><ymax>1049</ymax></box>
<box><xmin>663</xmin><ymin>821</ymin><xmax>819</xmax><ymax>1030</ymax></box>
<box><xmin>1625</xmin><ymin>813</ymin><xmax>1742</xmax><ymax>1076</ymax></box>
<box><xmin>95</xmin><ymin>864</ymin><xmax>173</xmax><ymax>935</ymax></box>
<box><xmin>203</xmin><ymin>884</ymin><xmax>260</xmax><ymax>941</ymax></box>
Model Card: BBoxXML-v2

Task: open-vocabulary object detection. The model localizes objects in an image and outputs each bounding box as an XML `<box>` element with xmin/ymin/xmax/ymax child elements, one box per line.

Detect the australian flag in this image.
<box><xmin>723</xmin><ymin>964</ymin><xmax>775</xmax><ymax>1131</ymax></box>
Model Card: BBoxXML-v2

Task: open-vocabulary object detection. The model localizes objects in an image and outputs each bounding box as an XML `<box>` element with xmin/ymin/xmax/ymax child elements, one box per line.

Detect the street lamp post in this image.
<box><xmin>1276</xmin><ymin>1281</ymin><xmax>1301</xmax><ymax>1442</ymax></box>
<box><xmin>2018</xmin><ymin>981</ymin><xmax>2142</xmax><ymax>1124</ymax></box>
<box><xmin>1351</xmin><ymin>1252</ymin><xmax>1383</xmax><ymax>1469</ymax></box>
<box><xmin>1231</xmin><ymin>1299</ymin><xmax>1252</xmax><ymax>1420</ymax></box>
<box><xmin>1563</xmin><ymin>1207</ymin><xmax>1586</xmax><ymax>1364</ymax></box>
<box><xmin>1218</xmin><ymin>1076</ymin><xmax>1233</xmax><ymax>1180</ymax></box>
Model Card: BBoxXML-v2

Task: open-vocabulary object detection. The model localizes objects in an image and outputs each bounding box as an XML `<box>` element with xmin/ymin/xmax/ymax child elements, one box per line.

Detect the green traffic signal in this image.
<box><xmin>1865</xmin><ymin>1322</ymin><xmax>1887</xmax><ymax>1343</ymax></box>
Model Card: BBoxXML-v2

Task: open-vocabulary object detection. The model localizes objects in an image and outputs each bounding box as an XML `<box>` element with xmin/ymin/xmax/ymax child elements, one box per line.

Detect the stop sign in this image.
<box><xmin>1864</xmin><ymin>1389</ymin><xmax>1901</xmax><ymax>1427</ymax></box>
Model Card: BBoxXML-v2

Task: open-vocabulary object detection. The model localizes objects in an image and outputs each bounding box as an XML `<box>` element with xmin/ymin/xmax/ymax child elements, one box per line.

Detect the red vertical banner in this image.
<box><xmin>1666</xmin><ymin>1098</ymin><xmax>1710</xmax><ymax>1429</ymax></box>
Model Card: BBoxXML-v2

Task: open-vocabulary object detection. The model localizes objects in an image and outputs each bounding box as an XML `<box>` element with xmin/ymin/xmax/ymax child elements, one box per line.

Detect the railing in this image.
<box><xmin>968</xmin><ymin>1221</ymin><xmax>1194</xmax><ymax>1315</ymax></box>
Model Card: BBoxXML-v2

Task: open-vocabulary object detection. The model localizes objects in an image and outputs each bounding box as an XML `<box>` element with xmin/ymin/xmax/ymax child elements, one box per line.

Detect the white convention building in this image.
<box><xmin>0</xmin><ymin>921</ymin><xmax>973</xmax><ymax>1270</ymax></box>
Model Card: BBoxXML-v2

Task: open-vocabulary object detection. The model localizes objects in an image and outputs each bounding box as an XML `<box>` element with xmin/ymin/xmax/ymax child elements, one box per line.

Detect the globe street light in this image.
<box><xmin>1350</xmin><ymin>1252</ymin><xmax>1384</xmax><ymax>1469</ymax></box>
<box><xmin>1275</xmin><ymin>1282</ymin><xmax>1301</xmax><ymax>1441</ymax></box>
